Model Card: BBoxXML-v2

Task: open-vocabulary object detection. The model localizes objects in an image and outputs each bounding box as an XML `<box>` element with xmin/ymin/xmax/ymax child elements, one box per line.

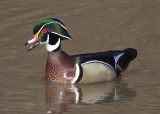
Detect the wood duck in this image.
<box><xmin>25</xmin><ymin>18</ymin><xmax>137</xmax><ymax>84</ymax></box>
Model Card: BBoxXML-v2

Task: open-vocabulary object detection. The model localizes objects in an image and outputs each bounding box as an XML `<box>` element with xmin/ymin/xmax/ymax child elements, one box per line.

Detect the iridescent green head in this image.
<box><xmin>25</xmin><ymin>18</ymin><xmax>72</xmax><ymax>51</ymax></box>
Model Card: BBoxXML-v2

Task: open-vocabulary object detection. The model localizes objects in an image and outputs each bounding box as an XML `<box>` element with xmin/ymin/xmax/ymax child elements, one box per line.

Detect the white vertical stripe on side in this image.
<box><xmin>71</xmin><ymin>64</ymin><xmax>80</xmax><ymax>84</ymax></box>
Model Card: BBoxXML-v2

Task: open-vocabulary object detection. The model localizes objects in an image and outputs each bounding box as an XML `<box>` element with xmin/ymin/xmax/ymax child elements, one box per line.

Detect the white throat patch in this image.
<box><xmin>45</xmin><ymin>34</ymin><xmax>61</xmax><ymax>52</ymax></box>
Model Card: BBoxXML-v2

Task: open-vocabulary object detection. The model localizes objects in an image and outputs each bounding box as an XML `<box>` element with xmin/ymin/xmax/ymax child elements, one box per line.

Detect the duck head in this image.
<box><xmin>25</xmin><ymin>18</ymin><xmax>72</xmax><ymax>52</ymax></box>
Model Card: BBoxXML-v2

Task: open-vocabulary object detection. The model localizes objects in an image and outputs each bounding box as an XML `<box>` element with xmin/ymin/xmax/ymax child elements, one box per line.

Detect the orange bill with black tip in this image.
<box><xmin>25</xmin><ymin>32</ymin><xmax>40</xmax><ymax>51</ymax></box>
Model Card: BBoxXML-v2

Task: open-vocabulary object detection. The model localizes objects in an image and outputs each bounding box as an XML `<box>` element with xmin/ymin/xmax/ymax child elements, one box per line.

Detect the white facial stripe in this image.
<box><xmin>38</xmin><ymin>21</ymin><xmax>67</xmax><ymax>33</ymax></box>
<box><xmin>45</xmin><ymin>35</ymin><xmax>61</xmax><ymax>52</ymax></box>
<box><xmin>51</xmin><ymin>32</ymin><xmax>71</xmax><ymax>40</ymax></box>
<box><xmin>82</xmin><ymin>60</ymin><xmax>114</xmax><ymax>70</ymax></box>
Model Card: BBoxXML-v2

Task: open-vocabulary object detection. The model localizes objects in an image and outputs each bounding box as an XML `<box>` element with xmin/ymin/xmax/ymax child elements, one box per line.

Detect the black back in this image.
<box><xmin>71</xmin><ymin>48</ymin><xmax>138</xmax><ymax>71</ymax></box>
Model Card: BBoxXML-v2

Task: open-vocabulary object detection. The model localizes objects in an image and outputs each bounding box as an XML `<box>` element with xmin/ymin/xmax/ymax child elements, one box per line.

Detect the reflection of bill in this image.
<box><xmin>45</xmin><ymin>81</ymin><xmax>122</xmax><ymax>113</ymax></box>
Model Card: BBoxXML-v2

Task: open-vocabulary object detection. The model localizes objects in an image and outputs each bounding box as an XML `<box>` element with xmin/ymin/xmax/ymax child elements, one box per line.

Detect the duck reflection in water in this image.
<box><xmin>45</xmin><ymin>79</ymin><xmax>136</xmax><ymax>113</ymax></box>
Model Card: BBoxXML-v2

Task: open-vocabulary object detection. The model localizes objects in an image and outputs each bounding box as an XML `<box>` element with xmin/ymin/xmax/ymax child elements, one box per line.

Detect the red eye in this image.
<box><xmin>42</xmin><ymin>29</ymin><xmax>47</xmax><ymax>34</ymax></box>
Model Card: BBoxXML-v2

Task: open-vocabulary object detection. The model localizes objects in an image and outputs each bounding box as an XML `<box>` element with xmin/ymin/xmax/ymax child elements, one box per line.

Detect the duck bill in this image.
<box><xmin>25</xmin><ymin>35</ymin><xmax>40</xmax><ymax>51</ymax></box>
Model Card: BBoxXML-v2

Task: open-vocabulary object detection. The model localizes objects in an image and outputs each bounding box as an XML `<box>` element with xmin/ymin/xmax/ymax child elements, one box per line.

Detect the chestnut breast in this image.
<box><xmin>45</xmin><ymin>50</ymin><xmax>76</xmax><ymax>83</ymax></box>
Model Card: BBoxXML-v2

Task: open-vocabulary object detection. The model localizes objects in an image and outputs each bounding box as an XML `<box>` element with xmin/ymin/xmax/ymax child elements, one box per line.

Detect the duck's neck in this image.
<box><xmin>45</xmin><ymin>48</ymin><xmax>78</xmax><ymax>83</ymax></box>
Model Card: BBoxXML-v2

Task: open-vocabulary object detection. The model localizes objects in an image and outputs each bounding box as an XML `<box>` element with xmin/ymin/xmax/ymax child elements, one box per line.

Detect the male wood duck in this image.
<box><xmin>25</xmin><ymin>18</ymin><xmax>137</xmax><ymax>84</ymax></box>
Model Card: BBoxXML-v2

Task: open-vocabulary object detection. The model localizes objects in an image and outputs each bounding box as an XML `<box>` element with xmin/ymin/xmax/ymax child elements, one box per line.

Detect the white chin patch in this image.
<box><xmin>45</xmin><ymin>37</ymin><xmax>61</xmax><ymax>52</ymax></box>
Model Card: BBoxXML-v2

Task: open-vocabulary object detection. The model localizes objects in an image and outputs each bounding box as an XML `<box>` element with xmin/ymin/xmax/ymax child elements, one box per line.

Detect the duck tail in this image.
<box><xmin>117</xmin><ymin>48</ymin><xmax>138</xmax><ymax>72</ymax></box>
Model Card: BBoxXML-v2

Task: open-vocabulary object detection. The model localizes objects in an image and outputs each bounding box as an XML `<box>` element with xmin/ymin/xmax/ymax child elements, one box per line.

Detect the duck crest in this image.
<box><xmin>45</xmin><ymin>49</ymin><xmax>77</xmax><ymax>83</ymax></box>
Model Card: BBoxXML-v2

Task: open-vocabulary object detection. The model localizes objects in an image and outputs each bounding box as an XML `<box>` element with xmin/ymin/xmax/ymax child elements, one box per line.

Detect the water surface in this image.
<box><xmin>0</xmin><ymin>0</ymin><xmax>160</xmax><ymax>114</ymax></box>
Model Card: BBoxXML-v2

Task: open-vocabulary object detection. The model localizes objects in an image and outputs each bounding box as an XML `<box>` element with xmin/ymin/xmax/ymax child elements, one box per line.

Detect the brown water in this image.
<box><xmin>0</xmin><ymin>0</ymin><xmax>160</xmax><ymax>114</ymax></box>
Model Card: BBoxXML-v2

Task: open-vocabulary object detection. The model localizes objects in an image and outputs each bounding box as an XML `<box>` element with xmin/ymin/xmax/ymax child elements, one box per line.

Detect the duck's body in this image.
<box><xmin>45</xmin><ymin>48</ymin><xmax>137</xmax><ymax>84</ymax></box>
<box><xmin>25</xmin><ymin>18</ymin><xmax>137</xmax><ymax>84</ymax></box>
